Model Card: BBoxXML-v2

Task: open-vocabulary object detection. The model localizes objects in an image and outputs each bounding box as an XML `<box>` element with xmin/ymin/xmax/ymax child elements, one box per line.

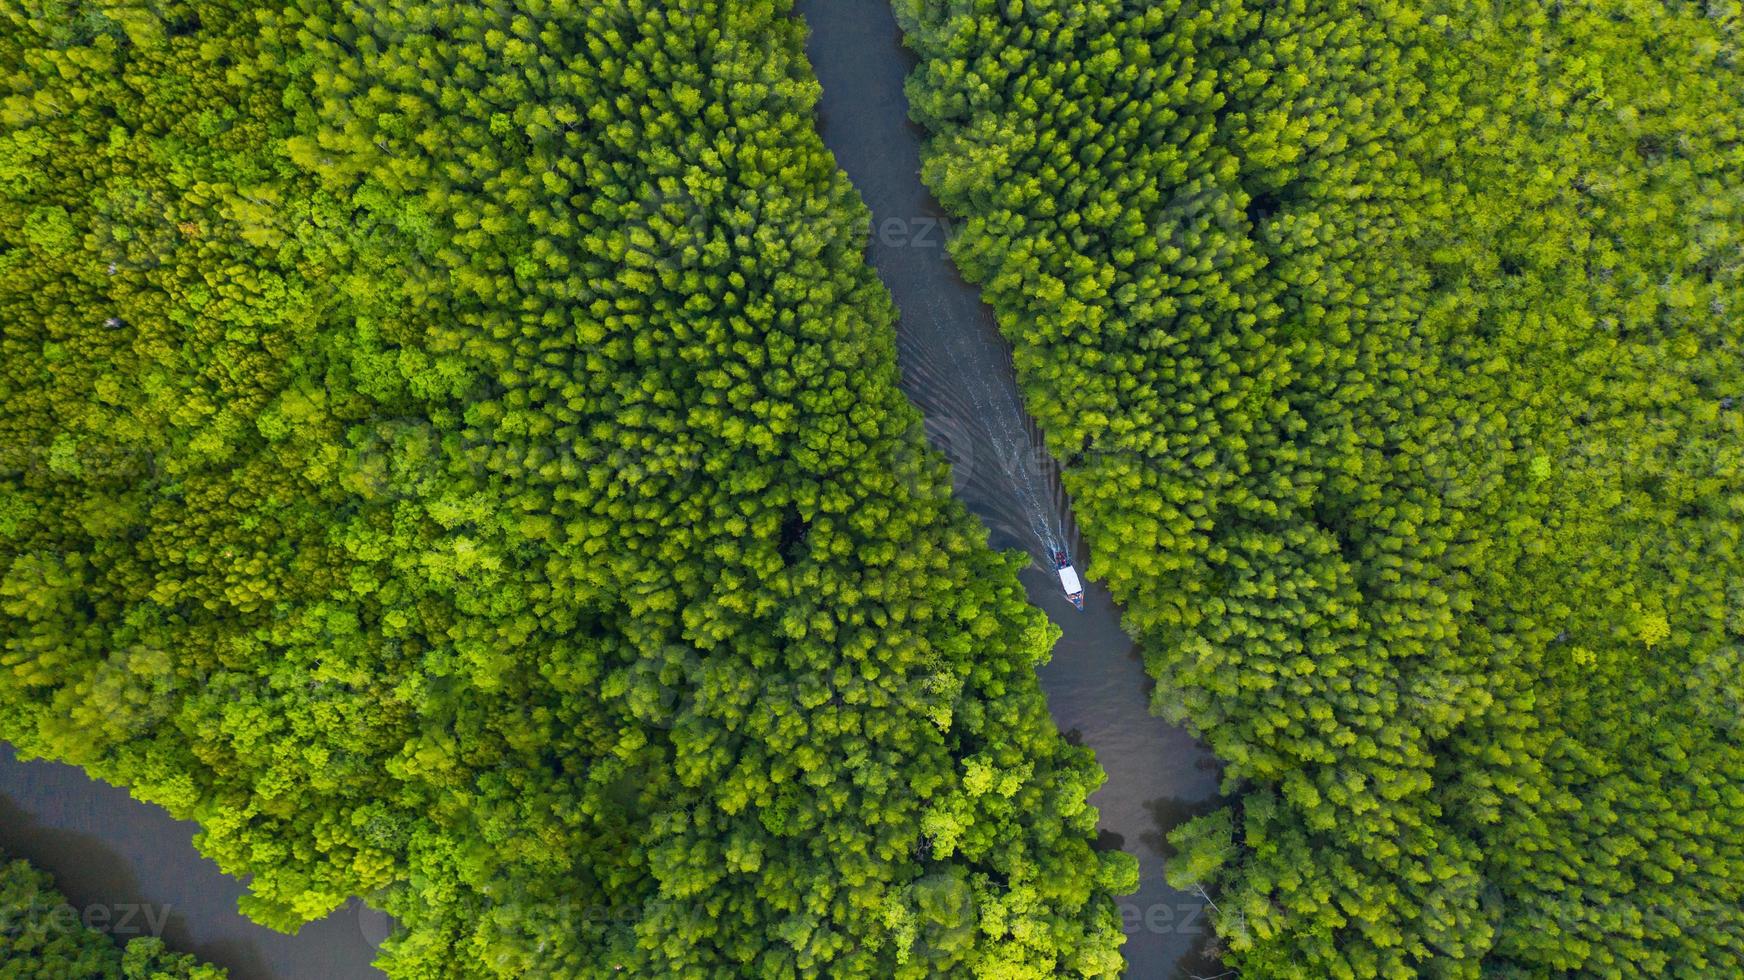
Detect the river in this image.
<box><xmin>794</xmin><ymin>1</ymin><xmax>1226</xmax><ymax>977</ymax></box>
<box><xmin>0</xmin><ymin>743</ymin><xmax>387</xmax><ymax>978</ymax></box>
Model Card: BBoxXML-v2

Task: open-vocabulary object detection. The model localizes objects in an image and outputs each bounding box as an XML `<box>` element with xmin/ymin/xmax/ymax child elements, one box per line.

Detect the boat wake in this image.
<box><xmin>909</xmin><ymin>289</ymin><xmax>1067</xmax><ymax>565</ymax></box>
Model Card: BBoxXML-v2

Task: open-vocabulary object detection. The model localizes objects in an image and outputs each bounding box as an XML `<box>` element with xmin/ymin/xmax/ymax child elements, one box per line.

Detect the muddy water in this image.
<box><xmin>795</xmin><ymin>2</ymin><xmax>1226</xmax><ymax>976</ymax></box>
<box><xmin>0</xmin><ymin>742</ymin><xmax>387</xmax><ymax>979</ymax></box>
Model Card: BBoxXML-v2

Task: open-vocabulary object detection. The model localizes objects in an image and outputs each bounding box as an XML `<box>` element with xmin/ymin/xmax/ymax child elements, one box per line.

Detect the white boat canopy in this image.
<box><xmin>1057</xmin><ymin>564</ymin><xmax>1082</xmax><ymax>594</ymax></box>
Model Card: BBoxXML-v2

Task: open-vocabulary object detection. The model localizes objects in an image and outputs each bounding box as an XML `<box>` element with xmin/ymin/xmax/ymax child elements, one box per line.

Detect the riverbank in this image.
<box><xmin>0</xmin><ymin>743</ymin><xmax>386</xmax><ymax>980</ymax></box>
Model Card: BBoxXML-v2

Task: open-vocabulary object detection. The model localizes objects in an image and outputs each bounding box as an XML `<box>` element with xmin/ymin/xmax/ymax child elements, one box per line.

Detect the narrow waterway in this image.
<box><xmin>795</xmin><ymin>2</ymin><xmax>1225</xmax><ymax>976</ymax></box>
<box><xmin>0</xmin><ymin>743</ymin><xmax>387</xmax><ymax>979</ymax></box>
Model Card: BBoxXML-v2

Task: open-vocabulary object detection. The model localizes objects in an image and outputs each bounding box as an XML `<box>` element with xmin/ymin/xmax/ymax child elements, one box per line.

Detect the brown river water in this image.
<box><xmin>794</xmin><ymin>2</ymin><xmax>1225</xmax><ymax>976</ymax></box>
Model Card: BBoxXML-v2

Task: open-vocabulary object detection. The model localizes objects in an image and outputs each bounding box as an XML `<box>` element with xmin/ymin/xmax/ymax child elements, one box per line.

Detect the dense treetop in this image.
<box><xmin>896</xmin><ymin>0</ymin><xmax>1743</xmax><ymax>975</ymax></box>
<box><xmin>1</xmin><ymin>0</ymin><xmax>1132</xmax><ymax>975</ymax></box>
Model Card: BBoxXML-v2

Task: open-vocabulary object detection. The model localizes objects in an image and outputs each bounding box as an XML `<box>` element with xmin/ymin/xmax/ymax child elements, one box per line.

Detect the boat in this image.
<box><xmin>1054</xmin><ymin>551</ymin><xmax>1084</xmax><ymax>611</ymax></box>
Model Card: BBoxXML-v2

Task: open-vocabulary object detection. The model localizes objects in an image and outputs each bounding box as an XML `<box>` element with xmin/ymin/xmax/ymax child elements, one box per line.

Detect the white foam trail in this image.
<box><xmin>919</xmin><ymin>289</ymin><xmax>1063</xmax><ymax>564</ymax></box>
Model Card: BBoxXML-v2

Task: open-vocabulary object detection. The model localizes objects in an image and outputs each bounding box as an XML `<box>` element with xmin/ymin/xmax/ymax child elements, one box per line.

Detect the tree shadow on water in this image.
<box><xmin>1093</xmin><ymin>828</ymin><xmax>1126</xmax><ymax>853</ymax></box>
